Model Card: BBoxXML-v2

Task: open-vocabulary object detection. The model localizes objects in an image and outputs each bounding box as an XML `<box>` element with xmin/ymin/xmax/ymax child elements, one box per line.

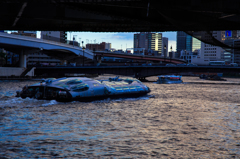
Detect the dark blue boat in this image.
<box><xmin>157</xmin><ymin>75</ymin><xmax>183</xmax><ymax>84</ymax></box>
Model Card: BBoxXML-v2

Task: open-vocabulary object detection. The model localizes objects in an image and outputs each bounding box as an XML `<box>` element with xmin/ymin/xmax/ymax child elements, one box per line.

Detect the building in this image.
<box><xmin>224</xmin><ymin>38</ymin><xmax>240</xmax><ymax>65</ymax></box>
<box><xmin>86</xmin><ymin>42</ymin><xmax>111</xmax><ymax>51</ymax></box>
<box><xmin>221</xmin><ymin>30</ymin><xmax>240</xmax><ymax>64</ymax></box>
<box><xmin>133</xmin><ymin>48</ymin><xmax>145</xmax><ymax>55</ymax></box>
<box><xmin>162</xmin><ymin>37</ymin><xmax>168</xmax><ymax>57</ymax></box>
<box><xmin>232</xmin><ymin>40</ymin><xmax>240</xmax><ymax>64</ymax></box>
<box><xmin>177</xmin><ymin>31</ymin><xmax>202</xmax><ymax>58</ymax></box>
<box><xmin>179</xmin><ymin>34</ymin><xmax>201</xmax><ymax>64</ymax></box>
<box><xmin>176</xmin><ymin>31</ymin><xmax>187</xmax><ymax>58</ymax></box>
<box><xmin>41</xmin><ymin>31</ymin><xmax>67</xmax><ymax>43</ymax></box>
<box><xmin>11</xmin><ymin>31</ymin><xmax>36</xmax><ymax>38</ymax></box>
<box><xmin>190</xmin><ymin>31</ymin><xmax>225</xmax><ymax>65</ymax></box>
<box><xmin>134</xmin><ymin>32</ymin><xmax>163</xmax><ymax>56</ymax></box>
<box><xmin>180</xmin><ymin>50</ymin><xmax>198</xmax><ymax>64</ymax></box>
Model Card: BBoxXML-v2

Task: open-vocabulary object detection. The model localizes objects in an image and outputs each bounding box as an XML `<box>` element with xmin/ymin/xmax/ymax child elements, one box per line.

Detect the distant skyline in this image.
<box><xmin>66</xmin><ymin>32</ymin><xmax>177</xmax><ymax>52</ymax></box>
<box><xmin>37</xmin><ymin>31</ymin><xmax>177</xmax><ymax>52</ymax></box>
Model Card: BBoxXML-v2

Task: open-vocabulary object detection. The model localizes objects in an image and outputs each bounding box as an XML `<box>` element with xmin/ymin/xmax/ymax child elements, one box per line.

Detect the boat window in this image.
<box><xmin>114</xmin><ymin>87</ymin><xmax>123</xmax><ymax>91</ymax></box>
<box><xmin>135</xmin><ymin>86</ymin><xmax>143</xmax><ymax>90</ymax></box>
<box><xmin>122</xmin><ymin>87</ymin><xmax>130</xmax><ymax>90</ymax></box>
<box><xmin>124</xmin><ymin>79</ymin><xmax>142</xmax><ymax>84</ymax></box>
<box><xmin>129</xmin><ymin>86</ymin><xmax>137</xmax><ymax>90</ymax></box>
<box><xmin>53</xmin><ymin>77</ymin><xmax>68</xmax><ymax>82</ymax></box>
<box><xmin>71</xmin><ymin>84</ymin><xmax>89</xmax><ymax>92</ymax></box>
<box><xmin>66</xmin><ymin>79</ymin><xmax>82</xmax><ymax>85</ymax></box>
<box><xmin>169</xmin><ymin>77</ymin><xmax>180</xmax><ymax>80</ymax></box>
<box><xmin>27</xmin><ymin>87</ymin><xmax>36</xmax><ymax>92</ymax></box>
<box><xmin>93</xmin><ymin>83</ymin><xmax>99</xmax><ymax>86</ymax></box>
<box><xmin>124</xmin><ymin>79</ymin><xmax>133</xmax><ymax>84</ymax></box>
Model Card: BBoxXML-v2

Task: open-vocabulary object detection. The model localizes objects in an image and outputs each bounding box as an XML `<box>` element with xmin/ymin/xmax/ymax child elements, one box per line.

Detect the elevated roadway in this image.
<box><xmin>94</xmin><ymin>51</ymin><xmax>186</xmax><ymax>64</ymax></box>
<box><xmin>0</xmin><ymin>32</ymin><xmax>94</xmax><ymax>67</ymax></box>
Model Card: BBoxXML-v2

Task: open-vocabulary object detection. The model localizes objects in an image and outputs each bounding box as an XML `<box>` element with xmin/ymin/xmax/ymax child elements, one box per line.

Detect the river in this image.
<box><xmin>0</xmin><ymin>76</ymin><xmax>239</xmax><ymax>158</ymax></box>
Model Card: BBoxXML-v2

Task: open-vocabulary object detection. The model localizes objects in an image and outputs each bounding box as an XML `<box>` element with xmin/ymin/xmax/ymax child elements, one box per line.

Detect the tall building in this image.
<box><xmin>162</xmin><ymin>37</ymin><xmax>168</xmax><ymax>57</ymax></box>
<box><xmin>222</xmin><ymin>30</ymin><xmax>240</xmax><ymax>64</ymax></box>
<box><xmin>134</xmin><ymin>32</ymin><xmax>163</xmax><ymax>56</ymax></box>
<box><xmin>177</xmin><ymin>31</ymin><xmax>201</xmax><ymax>58</ymax></box>
<box><xmin>186</xmin><ymin>34</ymin><xmax>192</xmax><ymax>52</ymax></box>
<box><xmin>176</xmin><ymin>31</ymin><xmax>187</xmax><ymax>58</ymax></box>
<box><xmin>178</xmin><ymin>32</ymin><xmax>201</xmax><ymax>64</ymax></box>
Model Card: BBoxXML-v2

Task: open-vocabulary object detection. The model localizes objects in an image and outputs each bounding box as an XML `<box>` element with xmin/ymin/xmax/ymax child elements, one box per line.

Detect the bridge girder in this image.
<box><xmin>1</xmin><ymin>1</ymin><xmax>240</xmax><ymax>32</ymax></box>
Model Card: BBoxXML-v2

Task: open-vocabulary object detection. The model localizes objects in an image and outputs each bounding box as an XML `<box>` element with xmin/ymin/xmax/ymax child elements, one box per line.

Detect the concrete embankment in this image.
<box><xmin>0</xmin><ymin>67</ymin><xmax>25</xmax><ymax>76</ymax></box>
<box><xmin>0</xmin><ymin>67</ymin><xmax>35</xmax><ymax>79</ymax></box>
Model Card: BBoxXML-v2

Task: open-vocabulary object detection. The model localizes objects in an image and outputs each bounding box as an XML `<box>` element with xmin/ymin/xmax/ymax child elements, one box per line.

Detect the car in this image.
<box><xmin>187</xmin><ymin>63</ymin><xmax>198</xmax><ymax>66</ymax></box>
<box><xmin>229</xmin><ymin>63</ymin><xmax>238</xmax><ymax>67</ymax></box>
<box><xmin>176</xmin><ymin>63</ymin><xmax>187</xmax><ymax>66</ymax></box>
<box><xmin>165</xmin><ymin>64</ymin><xmax>176</xmax><ymax>66</ymax></box>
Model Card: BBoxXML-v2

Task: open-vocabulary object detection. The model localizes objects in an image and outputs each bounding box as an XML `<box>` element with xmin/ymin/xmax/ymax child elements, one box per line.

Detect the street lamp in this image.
<box><xmin>79</xmin><ymin>38</ymin><xmax>81</xmax><ymax>47</ymax></box>
<box><xmin>170</xmin><ymin>46</ymin><xmax>172</xmax><ymax>63</ymax></box>
<box><xmin>73</xmin><ymin>35</ymin><xmax>77</xmax><ymax>46</ymax></box>
<box><xmin>82</xmin><ymin>41</ymin><xmax>85</xmax><ymax>67</ymax></box>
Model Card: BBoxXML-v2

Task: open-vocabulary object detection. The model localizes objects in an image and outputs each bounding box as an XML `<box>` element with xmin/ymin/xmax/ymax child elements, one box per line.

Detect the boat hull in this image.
<box><xmin>156</xmin><ymin>75</ymin><xmax>183</xmax><ymax>84</ymax></box>
<box><xmin>157</xmin><ymin>80</ymin><xmax>183</xmax><ymax>84</ymax></box>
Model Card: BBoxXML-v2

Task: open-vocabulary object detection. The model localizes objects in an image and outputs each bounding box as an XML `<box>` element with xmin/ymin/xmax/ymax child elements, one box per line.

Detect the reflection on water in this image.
<box><xmin>0</xmin><ymin>77</ymin><xmax>239</xmax><ymax>158</ymax></box>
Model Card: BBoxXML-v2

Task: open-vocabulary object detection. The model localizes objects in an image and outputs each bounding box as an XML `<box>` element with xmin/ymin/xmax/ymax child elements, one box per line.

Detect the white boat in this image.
<box><xmin>156</xmin><ymin>75</ymin><xmax>183</xmax><ymax>84</ymax></box>
<box><xmin>16</xmin><ymin>76</ymin><xmax>151</xmax><ymax>102</ymax></box>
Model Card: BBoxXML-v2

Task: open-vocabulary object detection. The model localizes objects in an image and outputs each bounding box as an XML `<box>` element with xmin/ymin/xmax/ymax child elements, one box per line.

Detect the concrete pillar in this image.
<box><xmin>97</xmin><ymin>56</ymin><xmax>102</xmax><ymax>63</ymax></box>
<box><xmin>19</xmin><ymin>50</ymin><xmax>27</xmax><ymax>68</ymax></box>
<box><xmin>61</xmin><ymin>60</ymin><xmax>67</xmax><ymax>65</ymax></box>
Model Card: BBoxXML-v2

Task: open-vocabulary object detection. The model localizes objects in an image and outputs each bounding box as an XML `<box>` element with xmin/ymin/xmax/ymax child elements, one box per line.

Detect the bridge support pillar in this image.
<box><xmin>61</xmin><ymin>60</ymin><xmax>67</xmax><ymax>65</ymax></box>
<box><xmin>19</xmin><ymin>50</ymin><xmax>27</xmax><ymax>68</ymax></box>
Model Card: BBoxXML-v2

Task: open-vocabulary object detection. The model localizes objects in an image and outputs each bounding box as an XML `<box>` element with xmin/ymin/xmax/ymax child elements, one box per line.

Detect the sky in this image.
<box><xmin>37</xmin><ymin>31</ymin><xmax>177</xmax><ymax>52</ymax></box>
<box><xmin>66</xmin><ymin>32</ymin><xmax>177</xmax><ymax>52</ymax></box>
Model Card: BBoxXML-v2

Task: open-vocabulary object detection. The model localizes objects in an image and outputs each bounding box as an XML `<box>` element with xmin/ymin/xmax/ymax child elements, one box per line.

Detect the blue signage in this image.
<box><xmin>225</xmin><ymin>30</ymin><xmax>232</xmax><ymax>37</ymax></box>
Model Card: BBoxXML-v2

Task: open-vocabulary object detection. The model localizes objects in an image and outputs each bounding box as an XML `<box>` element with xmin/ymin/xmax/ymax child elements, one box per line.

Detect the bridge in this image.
<box><xmin>1</xmin><ymin>1</ymin><xmax>240</xmax><ymax>32</ymax></box>
<box><xmin>0</xmin><ymin>32</ymin><xmax>94</xmax><ymax>67</ymax></box>
<box><xmin>34</xmin><ymin>66</ymin><xmax>240</xmax><ymax>78</ymax></box>
<box><xmin>94</xmin><ymin>51</ymin><xmax>186</xmax><ymax>64</ymax></box>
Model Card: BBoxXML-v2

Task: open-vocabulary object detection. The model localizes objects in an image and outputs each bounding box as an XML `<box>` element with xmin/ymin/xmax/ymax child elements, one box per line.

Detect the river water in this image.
<box><xmin>0</xmin><ymin>76</ymin><xmax>239</xmax><ymax>158</ymax></box>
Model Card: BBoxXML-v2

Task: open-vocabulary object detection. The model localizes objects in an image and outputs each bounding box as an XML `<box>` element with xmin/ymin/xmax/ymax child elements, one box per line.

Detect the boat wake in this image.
<box><xmin>0</xmin><ymin>94</ymin><xmax>154</xmax><ymax>108</ymax></box>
